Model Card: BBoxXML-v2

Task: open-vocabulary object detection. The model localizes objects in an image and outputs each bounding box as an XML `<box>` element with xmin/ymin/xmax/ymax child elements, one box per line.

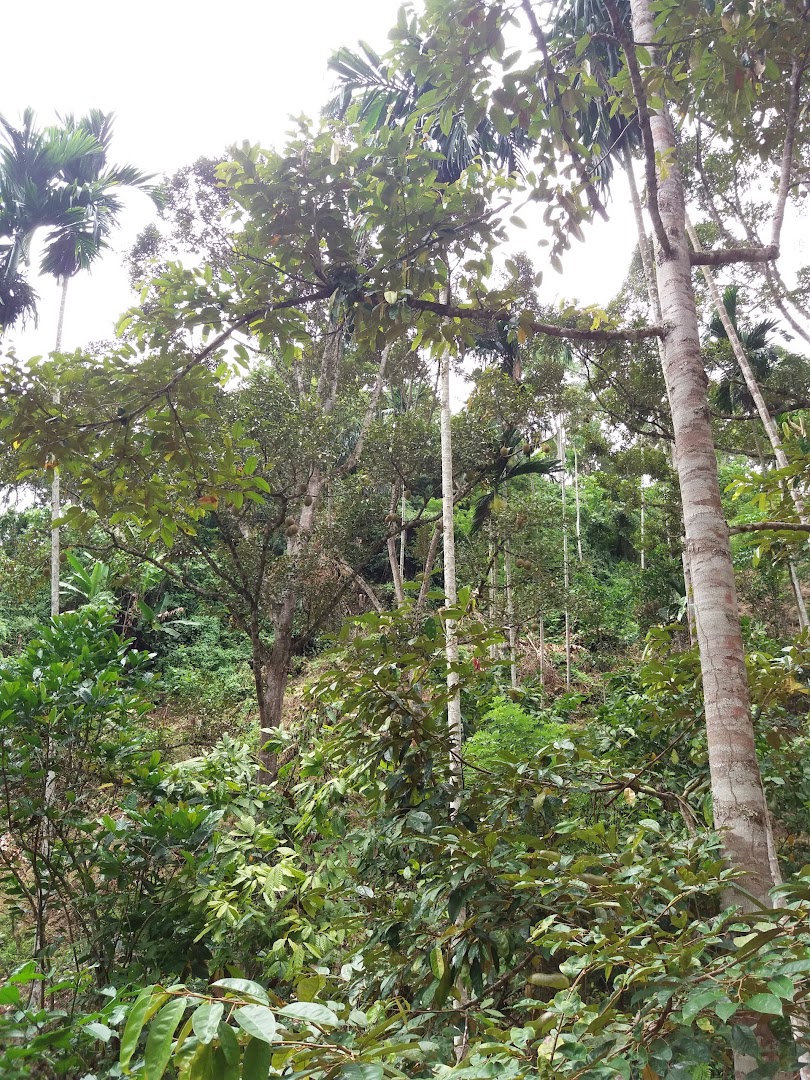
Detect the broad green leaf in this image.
<box><xmin>192</xmin><ymin>1001</ymin><xmax>224</xmax><ymax>1045</ymax></box>
<box><xmin>681</xmin><ymin>989</ymin><xmax>722</xmax><ymax>1020</ymax></box>
<box><xmin>278</xmin><ymin>1001</ymin><xmax>340</xmax><ymax>1027</ymax></box>
<box><xmin>242</xmin><ymin>1037</ymin><xmax>272</xmax><ymax>1080</ymax></box>
<box><xmin>745</xmin><ymin>993</ymin><xmax>782</xmax><ymax>1016</ymax></box>
<box><xmin>233</xmin><ymin>1005</ymin><xmax>278</xmax><ymax>1044</ymax></box>
<box><xmin>767</xmin><ymin>976</ymin><xmax>795</xmax><ymax>1000</ymax></box>
<box><xmin>211</xmin><ymin>978</ymin><xmax>269</xmax><ymax>1005</ymax></box>
<box><xmin>430</xmin><ymin>946</ymin><xmax>445</xmax><ymax>980</ymax></box>
<box><xmin>340</xmin><ymin>1066</ymin><xmax>384</xmax><ymax>1080</ymax></box>
<box><xmin>84</xmin><ymin>1021</ymin><xmax>114</xmax><ymax>1042</ymax></box>
<box><xmin>120</xmin><ymin>984</ymin><xmax>156</xmax><ymax>1070</ymax></box>
<box><xmin>715</xmin><ymin>999</ymin><xmax>738</xmax><ymax>1022</ymax></box>
<box><xmin>218</xmin><ymin>1021</ymin><xmax>241</xmax><ymax>1067</ymax></box>
<box><xmin>144</xmin><ymin>997</ymin><xmax>188</xmax><ymax>1080</ymax></box>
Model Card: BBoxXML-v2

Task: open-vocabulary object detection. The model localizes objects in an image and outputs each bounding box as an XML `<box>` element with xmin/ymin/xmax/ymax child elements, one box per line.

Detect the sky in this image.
<box><xmin>3</xmin><ymin>0</ymin><xmax>643</xmax><ymax>359</ymax></box>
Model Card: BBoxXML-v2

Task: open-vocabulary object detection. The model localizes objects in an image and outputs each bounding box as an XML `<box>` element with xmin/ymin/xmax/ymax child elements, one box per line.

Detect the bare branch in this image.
<box><xmin>602</xmin><ymin>0</ymin><xmax>671</xmax><ymax>257</ymax></box>
<box><xmin>770</xmin><ymin>48</ymin><xmax>810</xmax><ymax>251</ymax></box>
<box><xmin>689</xmin><ymin>246</ymin><xmax>778</xmax><ymax>266</ymax></box>
<box><xmin>729</xmin><ymin>521</ymin><xmax>810</xmax><ymax>535</ymax></box>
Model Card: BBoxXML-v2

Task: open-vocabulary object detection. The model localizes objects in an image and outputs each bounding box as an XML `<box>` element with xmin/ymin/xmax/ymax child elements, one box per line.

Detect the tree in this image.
<box><xmin>41</xmin><ymin>111</ymin><xmax>155</xmax><ymax>617</ymax></box>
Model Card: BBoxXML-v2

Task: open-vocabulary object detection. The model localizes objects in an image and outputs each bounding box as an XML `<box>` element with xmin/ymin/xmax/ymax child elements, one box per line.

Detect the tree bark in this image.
<box><xmin>504</xmin><ymin>544</ymin><xmax>518</xmax><ymax>689</ymax></box>
<box><xmin>630</xmin><ymin>0</ymin><xmax>776</xmax><ymax>908</ymax></box>
<box><xmin>50</xmin><ymin>276</ymin><xmax>69</xmax><ymax>618</ymax></box>
<box><xmin>686</xmin><ymin>217</ymin><xmax>810</xmax><ymax>633</ymax></box>
<box><xmin>440</xmin><ymin>342</ymin><xmax>463</xmax><ymax>813</ymax></box>
<box><xmin>557</xmin><ymin>424</ymin><xmax>572</xmax><ymax>692</ymax></box>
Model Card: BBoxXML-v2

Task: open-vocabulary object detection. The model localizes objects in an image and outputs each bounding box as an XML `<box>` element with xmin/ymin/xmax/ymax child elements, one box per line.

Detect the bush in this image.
<box><xmin>465</xmin><ymin>695</ymin><xmax>570</xmax><ymax>771</ymax></box>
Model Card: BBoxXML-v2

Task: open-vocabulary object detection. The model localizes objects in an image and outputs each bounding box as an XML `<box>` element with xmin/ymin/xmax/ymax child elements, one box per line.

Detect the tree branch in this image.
<box><xmin>602</xmin><ymin>0</ymin><xmax>671</xmax><ymax>257</ymax></box>
<box><xmin>729</xmin><ymin>521</ymin><xmax>810</xmax><ymax>535</ymax></box>
<box><xmin>770</xmin><ymin>47</ymin><xmax>810</xmax><ymax>251</ymax></box>
<box><xmin>397</xmin><ymin>295</ymin><xmax>665</xmax><ymax>342</ymax></box>
<box><xmin>689</xmin><ymin>246</ymin><xmax>778</xmax><ymax>266</ymax></box>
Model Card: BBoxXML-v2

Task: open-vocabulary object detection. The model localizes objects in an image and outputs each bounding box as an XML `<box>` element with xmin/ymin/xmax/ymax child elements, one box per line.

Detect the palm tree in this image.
<box><xmin>34</xmin><ymin>111</ymin><xmax>156</xmax><ymax>616</ymax></box>
<box><xmin>0</xmin><ymin>110</ymin><xmax>100</xmax><ymax>333</ymax></box>
<box><xmin>0</xmin><ymin>110</ymin><xmax>157</xmax><ymax>613</ymax></box>
<box><xmin>708</xmin><ymin>286</ymin><xmax>780</xmax><ymax>418</ymax></box>
<box><xmin>325</xmin><ymin>42</ymin><xmax>530</xmax><ymax>183</ymax></box>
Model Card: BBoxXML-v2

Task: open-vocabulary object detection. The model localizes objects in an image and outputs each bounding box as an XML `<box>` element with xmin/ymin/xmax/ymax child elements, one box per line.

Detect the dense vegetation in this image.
<box><xmin>2</xmin><ymin>1</ymin><xmax>810</xmax><ymax>1077</ymax></box>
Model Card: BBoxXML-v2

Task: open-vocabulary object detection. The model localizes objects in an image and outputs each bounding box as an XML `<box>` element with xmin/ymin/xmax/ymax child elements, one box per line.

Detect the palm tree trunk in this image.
<box><xmin>640</xmin><ymin>478</ymin><xmax>646</xmax><ymax>571</ymax></box>
<box><xmin>686</xmin><ymin>217</ymin><xmax>810</xmax><ymax>633</ymax></box>
<box><xmin>504</xmin><ymin>544</ymin><xmax>518</xmax><ymax>689</ymax></box>
<box><xmin>50</xmin><ymin>276</ymin><xmax>69</xmax><ymax>618</ymax></box>
<box><xmin>573</xmin><ymin>447</ymin><xmax>583</xmax><ymax>563</ymax></box>
<box><xmin>557</xmin><ymin>424</ymin><xmax>572</xmax><ymax>692</ymax></box>
<box><xmin>630</xmin><ymin>0</ymin><xmax>777</xmax><ymax>911</ymax></box>
<box><xmin>440</xmin><ymin>346</ymin><xmax>463</xmax><ymax>811</ymax></box>
<box><xmin>399</xmin><ymin>490</ymin><xmax>407</xmax><ymax>580</ymax></box>
<box><xmin>625</xmin><ymin>149</ymin><xmax>697</xmax><ymax>639</ymax></box>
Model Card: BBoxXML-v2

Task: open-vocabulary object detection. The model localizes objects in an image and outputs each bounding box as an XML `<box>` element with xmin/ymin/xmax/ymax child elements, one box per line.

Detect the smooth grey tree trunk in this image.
<box><xmin>630</xmin><ymin>0</ymin><xmax>777</xmax><ymax>910</ymax></box>
<box><xmin>557</xmin><ymin>424</ymin><xmax>572</xmax><ymax>692</ymax></box>
<box><xmin>50</xmin><ymin>276</ymin><xmax>69</xmax><ymax>617</ymax></box>
<box><xmin>440</xmin><ymin>345</ymin><xmax>463</xmax><ymax>810</ymax></box>
<box><xmin>504</xmin><ymin>544</ymin><xmax>518</xmax><ymax>689</ymax></box>
<box><xmin>687</xmin><ymin>217</ymin><xmax>809</xmax><ymax>633</ymax></box>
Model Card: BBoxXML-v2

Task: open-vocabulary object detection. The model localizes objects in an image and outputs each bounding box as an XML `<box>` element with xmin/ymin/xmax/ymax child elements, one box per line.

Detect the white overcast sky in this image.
<box><xmin>0</xmin><ymin>0</ymin><xmax>722</xmax><ymax>359</ymax></box>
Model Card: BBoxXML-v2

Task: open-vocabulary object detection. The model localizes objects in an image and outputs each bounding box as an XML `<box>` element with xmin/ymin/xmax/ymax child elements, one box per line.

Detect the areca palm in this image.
<box><xmin>708</xmin><ymin>285</ymin><xmax>779</xmax><ymax>416</ymax></box>
<box><xmin>325</xmin><ymin>42</ymin><xmax>530</xmax><ymax>182</ymax></box>
<box><xmin>0</xmin><ymin>109</ymin><xmax>98</xmax><ymax>331</ymax></box>
<box><xmin>45</xmin><ymin>111</ymin><xmax>156</xmax><ymax>616</ymax></box>
<box><xmin>0</xmin><ymin>109</ymin><xmax>157</xmax><ymax>614</ymax></box>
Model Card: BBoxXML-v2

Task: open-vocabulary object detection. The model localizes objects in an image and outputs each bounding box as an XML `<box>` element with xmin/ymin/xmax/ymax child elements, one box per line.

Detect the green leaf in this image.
<box><xmin>120</xmin><ymin>985</ymin><xmax>156</xmax><ymax>1070</ymax></box>
<box><xmin>84</xmin><ymin>1022</ymin><xmax>113</xmax><ymax>1043</ymax></box>
<box><xmin>233</xmin><ymin>1005</ymin><xmax>278</xmax><ymax>1044</ymax></box>
<box><xmin>340</xmin><ymin>1066</ymin><xmax>384</xmax><ymax>1080</ymax></box>
<box><xmin>278</xmin><ymin>1001</ymin><xmax>340</xmax><ymax>1027</ymax></box>
<box><xmin>430</xmin><ymin>946</ymin><xmax>445</xmax><ymax>980</ymax></box>
<box><xmin>767</xmin><ymin>976</ymin><xmax>795</xmax><ymax>1000</ymax></box>
<box><xmin>144</xmin><ymin>997</ymin><xmax>188</xmax><ymax>1080</ymax></box>
<box><xmin>218</xmin><ymin>1021</ymin><xmax>241</xmax><ymax>1065</ymax></box>
<box><xmin>192</xmin><ymin>1001</ymin><xmax>224</xmax><ymax>1045</ymax></box>
<box><xmin>211</xmin><ymin>978</ymin><xmax>269</xmax><ymax>1005</ymax></box>
<box><xmin>715</xmin><ymin>999</ymin><xmax>738</xmax><ymax>1022</ymax></box>
<box><xmin>242</xmin><ymin>1037</ymin><xmax>272</xmax><ymax>1080</ymax></box>
<box><xmin>745</xmin><ymin>993</ymin><xmax>782</xmax><ymax>1016</ymax></box>
<box><xmin>681</xmin><ymin>988</ymin><xmax>723</xmax><ymax>1020</ymax></box>
<box><xmin>0</xmin><ymin>984</ymin><xmax>21</xmax><ymax>1005</ymax></box>
<box><xmin>243</xmin><ymin>455</ymin><xmax>259</xmax><ymax>476</ymax></box>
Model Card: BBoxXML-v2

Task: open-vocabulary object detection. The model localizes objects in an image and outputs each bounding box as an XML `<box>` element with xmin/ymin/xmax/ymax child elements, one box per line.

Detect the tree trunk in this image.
<box><xmin>504</xmin><ymin>544</ymin><xmax>518</xmax><ymax>689</ymax></box>
<box><xmin>557</xmin><ymin>424</ymin><xmax>572</xmax><ymax>692</ymax></box>
<box><xmin>687</xmin><ymin>217</ymin><xmax>810</xmax><ymax>633</ymax></box>
<box><xmin>573</xmin><ymin>447</ymin><xmax>583</xmax><ymax>563</ymax></box>
<box><xmin>440</xmin><ymin>345</ymin><xmax>463</xmax><ymax>812</ymax></box>
<box><xmin>257</xmin><ymin>619</ymin><xmax>294</xmax><ymax>783</ymax></box>
<box><xmin>50</xmin><ymin>276</ymin><xmax>69</xmax><ymax>618</ymax></box>
<box><xmin>630</xmin><ymin>0</ymin><xmax>776</xmax><ymax>907</ymax></box>
<box><xmin>416</xmin><ymin>523</ymin><xmax>442</xmax><ymax>614</ymax></box>
<box><xmin>255</xmin><ymin>329</ymin><xmax>343</xmax><ymax>782</ymax></box>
